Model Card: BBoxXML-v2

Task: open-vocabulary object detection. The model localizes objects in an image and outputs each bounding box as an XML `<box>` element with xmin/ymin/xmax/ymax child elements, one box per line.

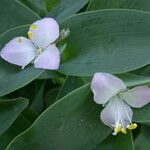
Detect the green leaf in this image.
<box><xmin>18</xmin><ymin>0</ymin><xmax>61</xmax><ymax>17</ymax></box>
<box><xmin>133</xmin><ymin>65</ymin><xmax>150</xmax><ymax>77</ymax></box>
<box><xmin>59</xmin><ymin>10</ymin><xmax>150</xmax><ymax>76</ymax></box>
<box><xmin>6</xmin><ymin>84</ymin><xmax>112</xmax><ymax>150</ymax></box>
<box><xmin>135</xmin><ymin>125</ymin><xmax>150</xmax><ymax>150</ymax></box>
<box><xmin>117</xmin><ymin>73</ymin><xmax>150</xmax><ymax>87</ymax></box>
<box><xmin>18</xmin><ymin>0</ymin><xmax>48</xmax><ymax>16</ymax></box>
<box><xmin>133</xmin><ymin>104</ymin><xmax>150</xmax><ymax>123</ymax></box>
<box><xmin>21</xmin><ymin>108</ymin><xmax>39</xmax><ymax>123</ymax></box>
<box><xmin>46</xmin><ymin>0</ymin><xmax>60</xmax><ymax>11</ymax></box>
<box><xmin>0</xmin><ymin>25</ymin><xmax>43</xmax><ymax>96</ymax></box>
<box><xmin>141</xmin><ymin>65</ymin><xmax>150</xmax><ymax>76</ymax></box>
<box><xmin>37</xmin><ymin>70</ymin><xmax>65</xmax><ymax>79</ymax></box>
<box><xmin>29</xmin><ymin>82</ymin><xmax>45</xmax><ymax>113</ymax></box>
<box><xmin>0</xmin><ymin>0</ymin><xmax>40</xmax><ymax>35</ymax></box>
<box><xmin>0</xmin><ymin>115</ymin><xmax>30</xmax><ymax>150</ymax></box>
<box><xmin>56</xmin><ymin>76</ymin><xmax>85</xmax><ymax>100</ymax></box>
<box><xmin>47</xmin><ymin>0</ymin><xmax>89</xmax><ymax>22</ymax></box>
<box><xmin>44</xmin><ymin>87</ymin><xmax>60</xmax><ymax>107</ymax></box>
<box><xmin>19</xmin><ymin>0</ymin><xmax>89</xmax><ymax>20</ymax></box>
<box><xmin>91</xmin><ymin>132</ymin><xmax>134</xmax><ymax>150</ymax></box>
<box><xmin>0</xmin><ymin>98</ymin><xmax>29</xmax><ymax>135</ymax></box>
<box><xmin>87</xmin><ymin>0</ymin><xmax>150</xmax><ymax>12</ymax></box>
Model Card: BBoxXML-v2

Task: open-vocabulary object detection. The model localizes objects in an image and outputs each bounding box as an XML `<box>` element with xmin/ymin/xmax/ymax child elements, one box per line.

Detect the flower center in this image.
<box><xmin>36</xmin><ymin>48</ymin><xmax>43</xmax><ymax>55</ymax></box>
<box><xmin>113</xmin><ymin>123</ymin><xmax>137</xmax><ymax>135</ymax></box>
<box><xmin>112</xmin><ymin>96</ymin><xmax>137</xmax><ymax>135</ymax></box>
<box><xmin>112</xmin><ymin>109</ymin><xmax>137</xmax><ymax>135</ymax></box>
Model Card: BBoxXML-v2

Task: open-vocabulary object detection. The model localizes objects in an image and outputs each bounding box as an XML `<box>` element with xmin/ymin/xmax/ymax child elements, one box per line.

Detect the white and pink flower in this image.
<box><xmin>91</xmin><ymin>73</ymin><xmax>150</xmax><ymax>135</ymax></box>
<box><xmin>1</xmin><ymin>18</ymin><xmax>60</xmax><ymax>70</ymax></box>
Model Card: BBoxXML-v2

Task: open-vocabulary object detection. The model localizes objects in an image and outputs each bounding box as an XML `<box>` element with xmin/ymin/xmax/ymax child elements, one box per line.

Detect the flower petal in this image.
<box><xmin>100</xmin><ymin>96</ymin><xmax>133</xmax><ymax>129</ymax></box>
<box><xmin>28</xmin><ymin>18</ymin><xmax>59</xmax><ymax>49</ymax></box>
<box><xmin>121</xmin><ymin>86</ymin><xmax>150</xmax><ymax>108</ymax></box>
<box><xmin>0</xmin><ymin>37</ymin><xmax>36</xmax><ymax>68</ymax></box>
<box><xmin>34</xmin><ymin>44</ymin><xmax>60</xmax><ymax>70</ymax></box>
<box><xmin>91</xmin><ymin>73</ymin><xmax>126</xmax><ymax>104</ymax></box>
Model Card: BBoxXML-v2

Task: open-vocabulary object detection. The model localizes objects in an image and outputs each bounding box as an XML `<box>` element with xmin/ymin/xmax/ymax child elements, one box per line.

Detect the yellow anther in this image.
<box><xmin>37</xmin><ymin>48</ymin><xmax>42</xmax><ymax>54</ymax></box>
<box><xmin>114</xmin><ymin>128</ymin><xmax>121</xmax><ymax>133</ymax></box>
<box><xmin>31</xmin><ymin>24</ymin><xmax>38</xmax><ymax>30</ymax></box>
<box><xmin>127</xmin><ymin>123</ymin><xmax>137</xmax><ymax>130</ymax></box>
<box><xmin>18</xmin><ymin>37</ymin><xmax>23</xmax><ymax>43</ymax></box>
<box><xmin>27</xmin><ymin>31</ymin><xmax>33</xmax><ymax>39</ymax></box>
<box><xmin>121</xmin><ymin>128</ymin><xmax>127</xmax><ymax>134</ymax></box>
<box><xmin>114</xmin><ymin>123</ymin><xmax>122</xmax><ymax>133</ymax></box>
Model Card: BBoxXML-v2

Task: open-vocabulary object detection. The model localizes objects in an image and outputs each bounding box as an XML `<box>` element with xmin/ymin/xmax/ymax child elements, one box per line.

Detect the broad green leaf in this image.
<box><xmin>19</xmin><ymin>0</ymin><xmax>89</xmax><ymax>20</ymax></box>
<box><xmin>46</xmin><ymin>0</ymin><xmax>60</xmax><ymax>11</ymax></box>
<box><xmin>87</xmin><ymin>0</ymin><xmax>150</xmax><ymax>11</ymax></box>
<box><xmin>133</xmin><ymin>104</ymin><xmax>150</xmax><ymax>123</ymax></box>
<box><xmin>141</xmin><ymin>65</ymin><xmax>150</xmax><ymax>76</ymax></box>
<box><xmin>47</xmin><ymin>0</ymin><xmax>89</xmax><ymax>22</ymax></box>
<box><xmin>0</xmin><ymin>0</ymin><xmax>40</xmax><ymax>35</ymax></box>
<box><xmin>91</xmin><ymin>132</ymin><xmax>134</xmax><ymax>150</ymax></box>
<box><xmin>22</xmin><ymin>108</ymin><xmax>38</xmax><ymax>123</ymax></box>
<box><xmin>135</xmin><ymin>125</ymin><xmax>150</xmax><ymax>150</ymax></box>
<box><xmin>82</xmin><ymin>76</ymin><xmax>91</xmax><ymax>84</ymax></box>
<box><xmin>18</xmin><ymin>0</ymin><xmax>60</xmax><ymax>17</ymax></box>
<box><xmin>29</xmin><ymin>82</ymin><xmax>45</xmax><ymax>113</ymax></box>
<box><xmin>56</xmin><ymin>76</ymin><xmax>85</xmax><ymax>100</ymax></box>
<box><xmin>0</xmin><ymin>25</ymin><xmax>43</xmax><ymax>96</ymax></box>
<box><xmin>133</xmin><ymin>65</ymin><xmax>150</xmax><ymax>77</ymax></box>
<box><xmin>0</xmin><ymin>115</ymin><xmax>30</xmax><ymax>150</ymax></box>
<box><xmin>18</xmin><ymin>0</ymin><xmax>48</xmax><ymax>16</ymax></box>
<box><xmin>59</xmin><ymin>10</ymin><xmax>150</xmax><ymax>76</ymax></box>
<box><xmin>6</xmin><ymin>84</ymin><xmax>112</xmax><ymax>150</ymax></box>
<box><xmin>117</xmin><ymin>73</ymin><xmax>150</xmax><ymax>87</ymax></box>
<box><xmin>0</xmin><ymin>98</ymin><xmax>29</xmax><ymax>135</ymax></box>
<box><xmin>45</xmin><ymin>88</ymin><xmax>60</xmax><ymax>107</ymax></box>
<box><xmin>37</xmin><ymin>70</ymin><xmax>65</xmax><ymax>79</ymax></box>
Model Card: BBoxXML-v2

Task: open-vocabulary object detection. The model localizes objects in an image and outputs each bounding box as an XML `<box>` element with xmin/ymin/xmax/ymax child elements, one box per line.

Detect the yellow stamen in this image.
<box><xmin>114</xmin><ymin>123</ymin><xmax>122</xmax><ymax>133</ymax></box>
<box><xmin>18</xmin><ymin>37</ymin><xmax>23</xmax><ymax>43</ymax></box>
<box><xmin>27</xmin><ymin>31</ymin><xmax>33</xmax><ymax>39</ymax></box>
<box><xmin>37</xmin><ymin>48</ymin><xmax>42</xmax><ymax>54</ymax></box>
<box><xmin>114</xmin><ymin>128</ymin><xmax>121</xmax><ymax>133</ymax></box>
<box><xmin>121</xmin><ymin>128</ymin><xmax>127</xmax><ymax>134</ymax></box>
<box><xmin>31</xmin><ymin>24</ymin><xmax>38</xmax><ymax>30</ymax></box>
<box><xmin>127</xmin><ymin>123</ymin><xmax>137</xmax><ymax>130</ymax></box>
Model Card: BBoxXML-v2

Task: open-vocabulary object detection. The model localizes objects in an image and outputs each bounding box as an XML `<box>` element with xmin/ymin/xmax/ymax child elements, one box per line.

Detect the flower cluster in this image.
<box><xmin>91</xmin><ymin>73</ymin><xmax>150</xmax><ymax>135</ymax></box>
<box><xmin>0</xmin><ymin>18</ymin><xmax>61</xmax><ymax>70</ymax></box>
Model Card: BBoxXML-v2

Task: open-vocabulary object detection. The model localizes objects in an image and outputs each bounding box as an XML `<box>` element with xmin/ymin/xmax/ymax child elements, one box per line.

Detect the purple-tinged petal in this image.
<box><xmin>121</xmin><ymin>86</ymin><xmax>150</xmax><ymax>108</ymax></box>
<box><xmin>0</xmin><ymin>37</ymin><xmax>36</xmax><ymax>68</ymax></box>
<box><xmin>34</xmin><ymin>44</ymin><xmax>60</xmax><ymax>70</ymax></box>
<box><xmin>100</xmin><ymin>96</ymin><xmax>133</xmax><ymax>129</ymax></box>
<box><xmin>91</xmin><ymin>73</ymin><xmax>126</xmax><ymax>104</ymax></box>
<box><xmin>28</xmin><ymin>18</ymin><xmax>59</xmax><ymax>49</ymax></box>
